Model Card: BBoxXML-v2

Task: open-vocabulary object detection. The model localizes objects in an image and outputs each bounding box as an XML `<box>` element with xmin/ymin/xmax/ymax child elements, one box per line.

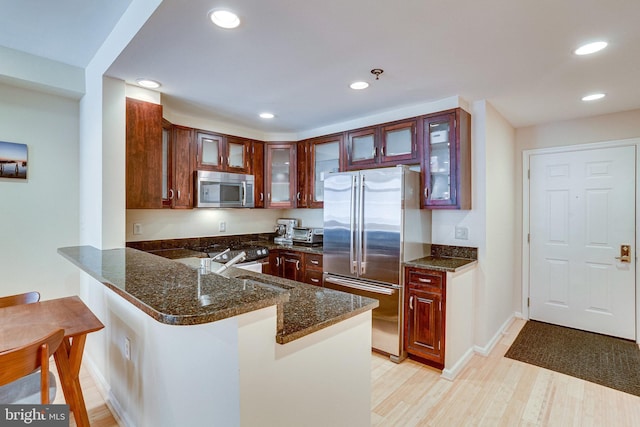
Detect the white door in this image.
<box><xmin>529</xmin><ymin>145</ymin><xmax>636</xmax><ymax>340</ymax></box>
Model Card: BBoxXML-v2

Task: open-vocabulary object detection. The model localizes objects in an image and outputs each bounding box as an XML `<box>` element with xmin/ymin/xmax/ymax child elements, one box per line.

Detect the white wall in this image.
<box><xmin>513</xmin><ymin>108</ymin><xmax>640</xmax><ymax>312</ymax></box>
<box><xmin>0</xmin><ymin>83</ymin><xmax>80</xmax><ymax>300</ymax></box>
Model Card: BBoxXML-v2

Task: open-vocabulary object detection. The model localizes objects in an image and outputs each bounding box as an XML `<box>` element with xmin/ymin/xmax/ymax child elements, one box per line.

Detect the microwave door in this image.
<box><xmin>200</xmin><ymin>182</ymin><xmax>220</xmax><ymax>205</ymax></box>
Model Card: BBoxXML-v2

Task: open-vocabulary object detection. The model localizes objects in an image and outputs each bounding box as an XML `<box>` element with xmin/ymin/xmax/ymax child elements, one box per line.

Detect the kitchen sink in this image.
<box><xmin>235</xmin><ymin>275</ymin><xmax>295</xmax><ymax>291</ymax></box>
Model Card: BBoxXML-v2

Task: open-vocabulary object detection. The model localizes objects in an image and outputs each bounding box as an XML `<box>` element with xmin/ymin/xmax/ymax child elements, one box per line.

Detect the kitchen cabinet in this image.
<box><xmin>296</xmin><ymin>134</ymin><xmax>342</xmax><ymax>208</ymax></box>
<box><xmin>196</xmin><ymin>131</ymin><xmax>251</xmax><ymax>173</ymax></box>
<box><xmin>250</xmin><ymin>141</ymin><xmax>265</xmax><ymax>208</ymax></box>
<box><xmin>169</xmin><ymin>125</ymin><xmax>195</xmax><ymax>209</ymax></box>
<box><xmin>404</xmin><ymin>267</ymin><xmax>445</xmax><ymax>368</ymax></box>
<box><xmin>126</xmin><ymin>98</ymin><xmax>164</xmax><ymax>209</ymax></box>
<box><xmin>303</xmin><ymin>253</ymin><xmax>323</xmax><ymax>286</ymax></box>
<box><xmin>268</xmin><ymin>250</ymin><xmax>304</xmax><ymax>282</ymax></box>
<box><xmin>421</xmin><ymin>108</ymin><xmax>471</xmax><ymax>209</ymax></box>
<box><xmin>345</xmin><ymin>119</ymin><xmax>418</xmax><ymax>170</ymax></box>
<box><xmin>264</xmin><ymin>143</ymin><xmax>297</xmax><ymax>208</ymax></box>
<box><xmin>296</xmin><ymin>140</ymin><xmax>310</xmax><ymax>208</ymax></box>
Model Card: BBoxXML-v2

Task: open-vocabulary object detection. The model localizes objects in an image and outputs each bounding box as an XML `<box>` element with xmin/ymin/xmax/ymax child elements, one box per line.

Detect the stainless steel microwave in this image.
<box><xmin>196</xmin><ymin>171</ymin><xmax>255</xmax><ymax>208</ymax></box>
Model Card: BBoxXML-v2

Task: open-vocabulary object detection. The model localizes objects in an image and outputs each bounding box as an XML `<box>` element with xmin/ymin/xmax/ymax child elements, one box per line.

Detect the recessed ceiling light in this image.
<box><xmin>259</xmin><ymin>112</ymin><xmax>275</xmax><ymax>119</ymax></box>
<box><xmin>209</xmin><ymin>10</ymin><xmax>240</xmax><ymax>29</ymax></box>
<box><xmin>350</xmin><ymin>81</ymin><xmax>369</xmax><ymax>90</ymax></box>
<box><xmin>582</xmin><ymin>93</ymin><xmax>606</xmax><ymax>101</ymax></box>
<box><xmin>574</xmin><ymin>41</ymin><xmax>608</xmax><ymax>55</ymax></box>
<box><xmin>136</xmin><ymin>79</ymin><xmax>161</xmax><ymax>89</ymax></box>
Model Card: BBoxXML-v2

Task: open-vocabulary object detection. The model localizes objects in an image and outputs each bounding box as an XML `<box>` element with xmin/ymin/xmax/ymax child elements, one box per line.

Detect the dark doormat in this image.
<box><xmin>505</xmin><ymin>320</ymin><xmax>640</xmax><ymax>397</ymax></box>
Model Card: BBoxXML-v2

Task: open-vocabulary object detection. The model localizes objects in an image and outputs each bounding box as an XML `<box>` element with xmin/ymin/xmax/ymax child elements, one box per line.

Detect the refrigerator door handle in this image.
<box><xmin>325</xmin><ymin>276</ymin><xmax>397</xmax><ymax>295</ymax></box>
<box><xmin>359</xmin><ymin>175</ymin><xmax>367</xmax><ymax>275</ymax></box>
<box><xmin>350</xmin><ymin>175</ymin><xmax>358</xmax><ymax>274</ymax></box>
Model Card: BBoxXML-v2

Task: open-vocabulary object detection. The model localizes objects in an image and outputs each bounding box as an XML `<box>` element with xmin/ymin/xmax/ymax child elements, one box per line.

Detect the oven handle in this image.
<box><xmin>325</xmin><ymin>276</ymin><xmax>396</xmax><ymax>295</ymax></box>
<box><xmin>241</xmin><ymin>181</ymin><xmax>247</xmax><ymax>206</ymax></box>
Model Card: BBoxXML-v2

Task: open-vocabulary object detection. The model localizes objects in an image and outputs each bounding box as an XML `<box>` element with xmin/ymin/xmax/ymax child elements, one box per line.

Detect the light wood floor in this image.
<box><xmin>56</xmin><ymin>318</ymin><xmax>640</xmax><ymax>426</ymax></box>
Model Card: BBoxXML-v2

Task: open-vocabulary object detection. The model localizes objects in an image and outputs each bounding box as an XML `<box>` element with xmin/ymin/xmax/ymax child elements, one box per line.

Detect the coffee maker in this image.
<box><xmin>274</xmin><ymin>218</ymin><xmax>298</xmax><ymax>244</ymax></box>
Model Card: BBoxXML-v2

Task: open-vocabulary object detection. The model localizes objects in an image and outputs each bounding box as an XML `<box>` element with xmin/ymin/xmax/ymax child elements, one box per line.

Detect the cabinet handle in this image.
<box><xmin>310</xmin><ymin>260</ymin><xmax>319</xmax><ymax>265</ymax></box>
<box><xmin>311</xmin><ymin>278</ymin><xmax>320</xmax><ymax>283</ymax></box>
<box><xmin>168</xmin><ymin>189</ymin><xmax>174</xmax><ymax>200</ymax></box>
<box><xmin>260</xmin><ymin>192</ymin><xmax>264</xmax><ymax>202</ymax></box>
<box><xmin>220</xmin><ymin>155</ymin><xmax>224</xmax><ymax>166</ymax></box>
<box><xmin>268</xmin><ymin>193</ymin><xmax>271</xmax><ymax>201</ymax></box>
<box><xmin>418</xmin><ymin>277</ymin><xmax>432</xmax><ymax>283</ymax></box>
<box><xmin>275</xmin><ymin>257</ymin><xmax>281</xmax><ymax>267</ymax></box>
<box><xmin>296</xmin><ymin>260</ymin><xmax>301</xmax><ymax>271</ymax></box>
<box><xmin>177</xmin><ymin>190</ymin><xmax>181</xmax><ymax>200</ymax></box>
<box><xmin>409</xmin><ymin>296</ymin><xmax>414</xmax><ymax>310</ymax></box>
<box><xmin>297</xmin><ymin>192</ymin><xmax>301</xmax><ymax>201</ymax></box>
<box><xmin>381</xmin><ymin>146</ymin><xmax>385</xmax><ymax>156</ymax></box>
<box><xmin>372</xmin><ymin>147</ymin><xmax>377</xmax><ymax>158</ymax></box>
<box><xmin>424</xmin><ymin>187</ymin><xmax>429</xmax><ymax>199</ymax></box>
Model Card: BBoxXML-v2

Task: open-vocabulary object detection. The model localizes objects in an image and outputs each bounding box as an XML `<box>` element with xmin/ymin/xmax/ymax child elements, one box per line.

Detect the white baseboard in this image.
<box><xmin>84</xmin><ymin>356</ymin><xmax>131</xmax><ymax>427</ymax></box>
<box><xmin>441</xmin><ymin>347</ymin><xmax>475</xmax><ymax>381</ymax></box>
<box><xmin>473</xmin><ymin>314</ymin><xmax>516</xmax><ymax>357</ymax></box>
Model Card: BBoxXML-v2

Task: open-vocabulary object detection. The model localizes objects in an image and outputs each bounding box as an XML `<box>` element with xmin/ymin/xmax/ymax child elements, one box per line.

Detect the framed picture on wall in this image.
<box><xmin>0</xmin><ymin>140</ymin><xmax>28</xmax><ymax>179</ymax></box>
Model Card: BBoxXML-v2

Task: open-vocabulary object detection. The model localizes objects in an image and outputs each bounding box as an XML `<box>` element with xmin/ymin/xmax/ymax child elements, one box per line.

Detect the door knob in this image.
<box><xmin>615</xmin><ymin>245</ymin><xmax>631</xmax><ymax>263</ymax></box>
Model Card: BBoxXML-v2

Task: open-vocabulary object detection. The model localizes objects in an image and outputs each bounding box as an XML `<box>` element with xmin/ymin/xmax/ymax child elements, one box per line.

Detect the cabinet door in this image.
<box><xmin>226</xmin><ymin>136</ymin><xmax>251</xmax><ymax>173</ymax></box>
<box><xmin>380</xmin><ymin>120</ymin><xmax>418</xmax><ymax>165</ymax></box>
<box><xmin>296</xmin><ymin>141</ymin><xmax>310</xmax><ymax>208</ymax></box>
<box><xmin>422</xmin><ymin>109</ymin><xmax>471</xmax><ymax>209</ymax></box>
<box><xmin>346</xmin><ymin>127</ymin><xmax>377</xmax><ymax>170</ymax></box>
<box><xmin>126</xmin><ymin>98</ymin><xmax>163</xmax><ymax>209</ymax></box>
<box><xmin>309</xmin><ymin>134</ymin><xmax>342</xmax><ymax>208</ymax></box>
<box><xmin>265</xmin><ymin>143</ymin><xmax>297</xmax><ymax>208</ymax></box>
<box><xmin>161</xmin><ymin>120</ymin><xmax>173</xmax><ymax>208</ymax></box>
<box><xmin>268</xmin><ymin>251</ymin><xmax>284</xmax><ymax>277</ymax></box>
<box><xmin>172</xmin><ymin>125</ymin><xmax>194</xmax><ymax>208</ymax></box>
<box><xmin>282</xmin><ymin>252</ymin><xmax>303</xmax><ymax>282</ymax></box>
<box><xmin>405</xmin><ymin>287</ymin><xmax>443</xmax><ymax>365</ymax></box>
<box><xmin>196</xmin><ymin>131</ymin><xmax>224</xmax><ymax>171</ymax></box>
<box><xmin>251</xmin><ymin>142</ymin><xmax>265</xmax><ymax>208</ymax></box>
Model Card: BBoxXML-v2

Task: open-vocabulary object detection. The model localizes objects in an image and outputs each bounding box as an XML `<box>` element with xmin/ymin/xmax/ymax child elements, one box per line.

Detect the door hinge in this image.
<box><xmin>527</xmin><ymin>169</ymin><xmax>530</xmax><ymax>179</ymax></box>
<box><xmin>527</xmin><ymin>233</ymin><xmax>530</xmax><ymax>243</ymax></box>
<box><xmin>527</xmin><ymin>297</ymin><xmax>530</xmax><ymax>307</ymax></box>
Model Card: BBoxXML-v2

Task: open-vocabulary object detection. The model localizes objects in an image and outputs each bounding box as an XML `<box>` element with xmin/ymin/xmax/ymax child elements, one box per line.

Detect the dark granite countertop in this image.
<box><xmin>58</xmin><ymin>246</ymin><xmax>377</xmax><ymax>344</ymax></box>
<box><xmin>404</xmin><ymin>256</ymin><xmax>477</xmax><ymax>272</ymax></box>
<box><xmin>266</xmin><ymin>243</ymin><xmax>323</xmax><ymax>255</ymax></box>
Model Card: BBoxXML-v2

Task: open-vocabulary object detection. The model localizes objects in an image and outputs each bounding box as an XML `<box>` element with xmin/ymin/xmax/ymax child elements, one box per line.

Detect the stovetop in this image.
<box><xmin>205</xmin><ymin>243</ymin><xmax>269</xmax><ymax>263</ymax></box>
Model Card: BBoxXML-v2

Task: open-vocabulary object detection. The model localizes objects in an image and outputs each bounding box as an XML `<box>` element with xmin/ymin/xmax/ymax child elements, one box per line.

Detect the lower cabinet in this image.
<box><xmin>267</xmin><ymin>249</ymin><xmax>323</xmax><ymax>285</ymax></box>
<box><xmin>404</xmin><ymin>267</ymin><xmax>445</xmax><ymax>369</ymax></box>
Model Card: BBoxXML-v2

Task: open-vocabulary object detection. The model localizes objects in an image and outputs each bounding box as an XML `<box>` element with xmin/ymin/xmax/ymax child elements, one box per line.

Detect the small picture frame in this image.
<box><xmin>0</xmin><ymin>140</ymin><xmax>28</xmax><ymax>180</ymax></box>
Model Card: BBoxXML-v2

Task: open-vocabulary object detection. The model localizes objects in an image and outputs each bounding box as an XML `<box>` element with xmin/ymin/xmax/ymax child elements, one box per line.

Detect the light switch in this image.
<box><xmin>455</xmin><ymin>226</ymin><xmax>469</xmax><ymax>240</ymax></box>
<box><xmin>133</xmin><ymin>223</ymin><xmax>142</xmax><ymax>235</ymax></box>
<box><xmin>219</xmin><ymin>221</ymin><xmax>226</xmax><ymax>232</ymax></box>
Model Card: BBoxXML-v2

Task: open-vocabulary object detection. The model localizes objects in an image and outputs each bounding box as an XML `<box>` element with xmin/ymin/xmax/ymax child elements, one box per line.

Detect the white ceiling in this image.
<box><xmin>2</xmin><ymin>0</ymin><xmax>640</xmax><ymax>134</ymax></box>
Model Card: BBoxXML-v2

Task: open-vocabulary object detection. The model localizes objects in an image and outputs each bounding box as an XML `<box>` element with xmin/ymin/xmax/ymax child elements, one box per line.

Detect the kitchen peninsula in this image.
<box><xmin>58</xmin><ymin>246</ymin><xmax>377</xmax><ymax>427</ymax></box>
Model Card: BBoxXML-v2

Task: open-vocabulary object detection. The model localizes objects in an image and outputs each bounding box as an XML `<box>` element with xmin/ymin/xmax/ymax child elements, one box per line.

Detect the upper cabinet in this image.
<box><xmin>126</xmin><ymin>98</ymin><xmax>164</xmax><ymax>209</ymax></box>
<box><xmin>264</xmin><ymin>142</ymin><xmax>297</xmax><ymax>208</ymax></box>
<box><xmin>196</xmin><ymin>131</ymin><xmax>251</xmax><ymax>173</ymax></box>
<box><xmin>250</xmin><ymin>142</ymin><xmax>265</xmax><ymax>208</ymax></box>
<box><xmin>296</xmin><ymin>134</ymin><xmax>342</xmax><ymax>208</ymax></box>
<box><xmin>421</xmin><ymin>108</ymin><xmax>471</xmax><ymax>209</ymax></box>
<box><xmin>170</xmin><ymin>125</ymin><xmax>195</xmax><ymax>209</ymax></box>
<box><xmin>345</xmin><ymin>119</ymin><xmax>418</xmax><ymax>170</ymax></box>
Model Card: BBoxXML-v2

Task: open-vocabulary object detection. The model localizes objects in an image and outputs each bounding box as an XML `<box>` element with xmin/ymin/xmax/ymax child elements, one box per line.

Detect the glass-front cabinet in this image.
<box><xmin>196</xmin><ymin>131</ymin><xmax>250</xmax><ymax>173</ymax></box>
<box><xmin>310</xmin><ymin>134</ymin><xmax>342</xmax><ymax>208</ymax></box>
<box><xmin>265</xmin><ymin>143</ymin><xmax>296</xmax><ymax>208</ymax></box>
<box><xmin>345</xmin><ymin>119</ymin><xmax>418</xmax><ymax>170</ymax></box>
<box><xmin>422</xmin><ymin>109</ymin><xmax>471</xmax><ymax>209</ymax></box>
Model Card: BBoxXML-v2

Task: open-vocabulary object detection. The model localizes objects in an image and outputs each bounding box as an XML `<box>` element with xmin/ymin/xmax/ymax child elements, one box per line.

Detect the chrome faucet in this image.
<box><xmin>214</xmin><ymin>251</ymin><xmax>247</xmax><ymax>274</ymax></box>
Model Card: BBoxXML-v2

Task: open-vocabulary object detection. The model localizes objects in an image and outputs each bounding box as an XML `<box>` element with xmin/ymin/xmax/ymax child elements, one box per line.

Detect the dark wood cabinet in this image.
<box><xmin>264</xmin><ymin>143</ymin><xmax>297</xmax><ymax>208</ymax></box>
<box><xmin>296</xmin><ymin>140</ymin><xmax>310</xmax><ymax>208</ymax></box>
<box><xmin>250</xmin><ymin>141</ymin><xmax>265</xmax><ymax>208</ymax></box>
<box><xmin>404</xmin><ymin>267</ymin><xmax>446</xmax><ymax>369</ymax></box>
<box><xmin>196</xmin><ymin>131</ymin><xmax>251</xmax><ymax>173</ymax></box>
<box><xmin>303</xmin><ymin>253</ymin><xmax>323</xmax><ymax>286</ymax></box>
<box><xmin>345</xmin><ymin>119</ymin><xmax>418</xmax><ymax>170</ymax></box>
<box><xmin>268</xmin><ymin>250</ymin><xmax>304</xmax><ymax>282</ymax></box>
<box><xmin>170</xmin><ymin>125</ymin><xmax>195</xmax><ymax>209</ymax></box>
<box><xmin>126</xmin><ymin>98</ymin><xmax>164</xmax><ymax>209</ymax></box>
<box><xmin>306</xmin><ymin>134</ymin><xmax>342</xmax><ymax>208</ymax></box>
<box><xmin>421</xmin><ymin>108</ymin><xmax>471</xmax><ymax>209</ymax></box>
<box><xmin>268</xmin><ymin>250</ymin><xmax>284</xmax><ymax>277</ymax></box>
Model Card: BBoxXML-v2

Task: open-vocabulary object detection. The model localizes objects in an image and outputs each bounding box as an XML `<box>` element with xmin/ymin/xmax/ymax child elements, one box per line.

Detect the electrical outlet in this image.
<box><xmin>455</xmin><ymin>226</ymin><xmax>469</xmax><ymax>240</ymax></box>
<box><xmin>219</xmin><ymin>221</ymin><xmax>226</xmax><ymax>232</ymax></box>
<box><xmin>133</xmin><ymin>223</ymin><xmax>142</xmax><ymax>235</ymax></box>
<box><xmin>124</xmin><ymin>337</ymin><xmax>131</xmax><ymax>360</ymax></box>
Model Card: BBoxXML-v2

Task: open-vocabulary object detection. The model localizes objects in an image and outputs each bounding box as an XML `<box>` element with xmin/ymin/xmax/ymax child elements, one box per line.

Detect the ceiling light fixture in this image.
<box><xmin>259</xmin><ymin>112</ymin><xmax>275</xmax><ymax>119</ymax></box>
<box><xmin>136</xmin><ymin>79</ymin><xmax>161</xmax><ymax>89</ymax></box>
<box><xmin>371</xmin><ymin>68</ymin><xmax>384</xmax><ymax>80</ymax></box>
<box><xmin>209</xmin><ymin>9</ymin><xmax>240</xmax><ymax>29</ymax></box>
<box><xmin>581</xmin><ymin>93</ymin><xmax>606</xmax><ymax>101</ymax></box>
<box><xmin>350</xmin><ymin>81</ymin><xmax>369</xmax><ymax>90</ymax></box>
<box><xmin>574</xmin><ymin>41</ymin><xmax>608</xmax><ymax>55</ymax></box>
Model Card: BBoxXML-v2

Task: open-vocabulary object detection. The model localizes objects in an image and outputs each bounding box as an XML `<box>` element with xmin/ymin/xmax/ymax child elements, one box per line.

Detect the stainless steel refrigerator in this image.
<box><xmin>323</xmin><ymin>166</ymin><xmax>431</xmax><ymax>361</ymax></box>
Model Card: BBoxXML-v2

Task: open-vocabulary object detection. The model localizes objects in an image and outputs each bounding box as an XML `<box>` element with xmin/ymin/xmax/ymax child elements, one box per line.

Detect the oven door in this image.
<box><xmin>324</xmin><ymin>274</ymin><xmax>403</xmax><ymax>360</ymax></box>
